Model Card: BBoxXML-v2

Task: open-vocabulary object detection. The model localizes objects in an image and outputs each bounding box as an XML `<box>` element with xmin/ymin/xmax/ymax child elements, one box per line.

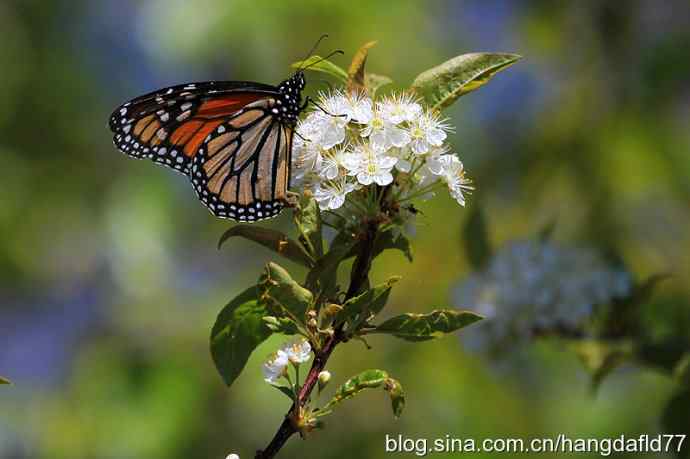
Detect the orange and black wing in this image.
<box><xmin>108</xmin><ymin>81</ymin><xmax>279</xmax><ymax>175</ymax></box>
<box><xmin>191</xmin><ymin>97</ymin><xmax>293</xmax><ymax>222</ymax></box>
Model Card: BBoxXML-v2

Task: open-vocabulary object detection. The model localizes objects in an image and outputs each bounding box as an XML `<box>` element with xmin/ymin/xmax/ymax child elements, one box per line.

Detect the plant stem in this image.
<box><xmin>255</xmin><ymin>220</ymin><xmax>379</xmax><ymax>459</ymax></box>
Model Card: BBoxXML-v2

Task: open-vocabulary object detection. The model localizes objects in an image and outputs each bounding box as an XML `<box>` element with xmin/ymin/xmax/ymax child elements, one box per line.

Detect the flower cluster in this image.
<box><xmin>454</xmin><ymin>240</ymin><xmax>632</xmax><ymax>353</ymax></box>
<box><xmin>262</xmin><ymin>338</ymin><xmax>312</xmax><ymax>384</ymax></box>
<box><xmin>292</xmin><ymin>91</ymin><xmax>472</xmax><ymax>211</ymax></box>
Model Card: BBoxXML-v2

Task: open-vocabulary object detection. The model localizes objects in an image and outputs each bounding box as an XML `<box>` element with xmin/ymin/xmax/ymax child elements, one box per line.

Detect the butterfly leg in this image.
<box><xmin>305</xmin><ymin>97</ymin><xmax>347</xmax><ymax>119</ymax></box>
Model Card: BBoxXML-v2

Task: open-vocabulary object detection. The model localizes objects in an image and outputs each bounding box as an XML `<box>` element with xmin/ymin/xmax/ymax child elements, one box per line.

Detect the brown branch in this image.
<box><xmin>255</xmin><ymin>220</ymin><xmax>379</xmax><ymax>459</ymax></box>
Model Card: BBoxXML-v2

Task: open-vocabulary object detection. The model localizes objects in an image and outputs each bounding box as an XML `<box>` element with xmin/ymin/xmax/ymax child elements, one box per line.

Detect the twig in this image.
<box><xmin>255</xmin><ymin>221</ymin><xmax>379</xmax><ymax>459</ymax></box>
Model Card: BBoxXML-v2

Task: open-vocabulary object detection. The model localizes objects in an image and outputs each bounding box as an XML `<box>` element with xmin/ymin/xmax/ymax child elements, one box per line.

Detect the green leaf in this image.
<box><xmin>336</xmin><ymin>277</ymin><xmax>401</xmax><ymax>328</ymax></box>
<box><xmin>292</xmin><ymin>55</ymin><xmax>348</xmax><ymax>83</ymax></box>
<box><xmin>218</xmin><ymin>225</ymin><xmax>314</xmax><ymax>268</ymax></box>
<box><xmin>411</xmin><ymin>52</ymin><xmax>522</xmax><ymax>111</ymax></box>
<box><xmin>323</xmin><ymin>369</ymin><xmax>405</xmax><ymax>419</ymax></box>
<box><xmin>305</xmin><ymin>229</ymin><xmax>358</xmax><ymax>295</ymax></box>
<box><xmin>372</xmin><ymin>309</ymin><xmax>483</xmax><ymax>342</ymax></box>
<box><xmin>262</xmin><ymin>316</ymin><xmax>300</xmax><ymax>335</ymax></box>
<box><xmin>293</xmin><ymin>194</ymin><xmax>323</xmax><ymax>259</ymax></box>
<box><xmin>373</xmin><ymin>230</ymin><xmax>413</xmax><ymax>262</ymax></box>
<box><xmin>210</xmin><ymin>287</ymin><xmax>272</xmax><ymax>387</ymax></box>
<box><xmin>347</xmin><ymin>40</ymin><xmax>377</xmax><ymax>93</ymax></box>
<box><xmin>463</xmin><ymin>204</ymin><xmax>491</xmax><ymax>269</ymax></box>
<box><xmin>259</xmin><ymin>262</ymin><xmax>313</xmax><ymax>324</ymax></box>
<box><xmin>571</xmin><ymin>339</ymin><xmax>635</xmax><ymax>393</ymax></box>
<box><xmin>270</xmin><ymin>384</ymin><xmax>296</xmax><ymax>401</ymax></box>
<box><xmin>0</xmin><ymin>376</ymin><xmax>11</xmax><ymax>385</ymax></box>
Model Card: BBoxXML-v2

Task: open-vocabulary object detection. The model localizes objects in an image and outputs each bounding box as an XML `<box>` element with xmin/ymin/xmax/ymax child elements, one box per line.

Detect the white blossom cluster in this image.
<box><xmin>454</xmin><ymin>240</ymin><xmax>632</xmax><ymax>353</ymax></box>
<box><xmin>291</xmin><ymin>91</ymin><xmax>473</xmax><ymax>211</ymax></box>
<box><xmin>262</xmin><ymin>338</ymin><xmax>312</xmax><ymax>384</ymax></box>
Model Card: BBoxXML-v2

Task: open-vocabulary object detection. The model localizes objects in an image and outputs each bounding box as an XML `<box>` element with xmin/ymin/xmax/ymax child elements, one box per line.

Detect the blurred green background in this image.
<box><xmin>1</xmin><ymin>1</ymin><xmax>689</xmax><ymax>458</ymax></box>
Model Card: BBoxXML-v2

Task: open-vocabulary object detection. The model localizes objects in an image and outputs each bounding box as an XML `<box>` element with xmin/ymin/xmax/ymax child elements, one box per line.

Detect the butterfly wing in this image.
<box><xmin>191</xmin><ymin>97</ymin><xmax>293</xmax><ymax>221</ymax></box>
<box><xmin>108</xmin><ymin>81</ymin><xmax>279</xmax><ymax>175</ymax></box>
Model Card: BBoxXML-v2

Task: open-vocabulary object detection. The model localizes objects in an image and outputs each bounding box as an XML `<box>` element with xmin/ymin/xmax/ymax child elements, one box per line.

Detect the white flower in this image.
<box><xmin>343</xmin><ymin>144</ymin><xmax>398</xmax><ymax>186</ymax></box>
<box><xmin>360</xmin><ymin>106</ymin><xmax>411</xmax><ymax>151</ymax></box>
<box><xmin>226</xmin><ymin>454</ymin><xmax>240</xmax><ymax>459</ymax></box>
<box><xmin>338</xmin><ymin>91</ymin><xmax>374</xmax><ymax>123</ymax></box>
<box><xmin>318</xmin><ymin>144</ymin><xmax>350</xmax><ymax>180</ymax></box>
<box><xmin>407</xmin><ymin>111</ymin><xmax>449</xmax><ymax>155</ymax></box>
<box><xmin>428</xmin><ymin>154</ymin><xmax>473</xmax><ymax>206</ymax></box>
<box><xmin>313</xmin><ymin>177</ymin><xmax>357</xmax><ymax>211</ymax></box>
<box><xmin>290</xmin><ymin>137</ymin><xmax>323</xmax><ymax>189</ymax></box>
<box><xmin>411</xmin><ymin>145</ymin><xmax>449</xmax><ymax>191</ymax></box>
<box><xmin>262</xmin><ymin>350</ymin><xmax>289</xmax><ymax>384</ymax></box>
<box><xmin>298</xmin><ymin>94</ymin><xmax>350</xmax><ymax>149</ymax></box>
<box><xmin>281</xmin><ymin>338</ymin><xmax>312</xmax><ymax>364</ymax></box>
<box><xmin>291</xmin><ymin>137</ymin><xmax>322</xmax><ymax>171</ymax></box>
<box><xmin>315</xmin><ymin>113</ymin><xmax>348</xmax><ymax>149</ymax></box>
<box><xmin>292</xmin><ymin>90</ymin><xmax>470</xmax><ymax>210</ymax></box>
<box><xmin>295</xmin><ymin>112</ymin><xmax>322</xmax><ymax>143</ymax></box>
<box><xmin>377</xmin><ymin>93</ymin><xmax>422</xmax><ymax>124</ymax></box>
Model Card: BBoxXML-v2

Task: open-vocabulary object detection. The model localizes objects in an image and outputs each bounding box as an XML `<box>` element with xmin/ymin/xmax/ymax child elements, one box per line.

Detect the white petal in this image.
<box><xmin>395</xmin><ymin>158</ymin><xmax>412</xmax><ymax>172</ymax></box>
<box><xmin>404</xmin><ymin>103</ymin><xmax>422</xmax><ymax>121</ymax></box>
<box><xmin>357</xmin><ymin>172</ymin><xmax>374</xmax><ymax>185</ymax></box>
<box><xmin>351</xmin><ymin>99</ymin><xmax>373</xmax><ymax>123</ymax></box>
<box><xmin>374</xmin><ymin>170</ymin><xmax>394</xmax><ymax>186</ymax></box>
<box><xmin>329</xmin><ymin>194</ymin><xmax>346</xmax><ymax>210</ymax></box>
<box><xmin>427</xmin><ymin>157</ymin><xmax>444</xmax><ymax>175</ymax></box>
<box><xmin>320</xmin><ymin>127</ymin><xmax>346</xmax><ymax>149</ymax></box>
<box><xmin>342</xmin><ymin>153</ymin><xmax>362</xmax><ymax>172</ymax></box>
<box><xmin>378</xmin><ymin>155</ymin><xmax>398</xmax><ymax>169</ymax></box>
<box><xmin>388</xmin><ymin>125</ymin><xmax>411</xmax><ymax>148</ymax></box>
<box><xmin>411</xmin><ymin>139</ymin><xmax>429</xmax><ymax>155</ymax></box>
<box><xmin>370</xmin><ymin>131</ymin><xmax>388</xmax><ymax>151</ymax></box>
<box><xmin>426</xmin><ymin>127</ymin><xmax>447</xmax><ymax>146</ymax></box>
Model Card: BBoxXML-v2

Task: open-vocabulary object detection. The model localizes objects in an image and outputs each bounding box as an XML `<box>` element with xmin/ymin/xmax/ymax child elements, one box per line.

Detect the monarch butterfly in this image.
<box><xmin>108</xmin><ymin>38</ymin><xmax>340</xmax><ymax>222</ymax></box>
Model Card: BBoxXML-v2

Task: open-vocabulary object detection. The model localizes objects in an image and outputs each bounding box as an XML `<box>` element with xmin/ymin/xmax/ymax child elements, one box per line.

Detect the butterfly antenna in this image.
<box><xmin>298</xmin><ymin>34</ymin><xmax>330</xmax><ymax>71</ymax></box>
<box><xmin>294</xmin><ymin>130</ymin><xmax>308</xmax><ymax>142</ymax></box>
<box><xmin>302</xmin><ymin>49</ymin><xmax>344</xmax><ymax>71</ymax></box>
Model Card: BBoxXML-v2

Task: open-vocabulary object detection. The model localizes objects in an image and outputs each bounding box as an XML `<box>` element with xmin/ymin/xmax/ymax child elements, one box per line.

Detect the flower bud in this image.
<box><xmin>307</xmin><ymin>318</ymin><xmax>318</xmax><ymax>329</ymax></box>
<box><xmin>318</xmin><ymin>370</ymin><xmax>331</xmax><ymax>392</ymax></box>
<box><xmin>323</xmin><ymin>303</ymin><xmax>343</xmax><ymax>316</ymax></box>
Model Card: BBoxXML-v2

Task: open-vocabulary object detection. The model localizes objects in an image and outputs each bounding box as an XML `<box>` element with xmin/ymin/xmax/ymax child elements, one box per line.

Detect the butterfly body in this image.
<box><xmin>108</xmin><ymin>72</ymin><xmax>307</xmax><ymax>222</ymax></box>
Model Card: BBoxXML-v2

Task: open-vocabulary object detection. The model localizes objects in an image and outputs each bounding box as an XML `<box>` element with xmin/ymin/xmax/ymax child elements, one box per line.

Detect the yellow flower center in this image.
<box><xmin>371</xmin><ymin>117</ymin><xmax>384</xmax><ymax>130</ymax></box>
